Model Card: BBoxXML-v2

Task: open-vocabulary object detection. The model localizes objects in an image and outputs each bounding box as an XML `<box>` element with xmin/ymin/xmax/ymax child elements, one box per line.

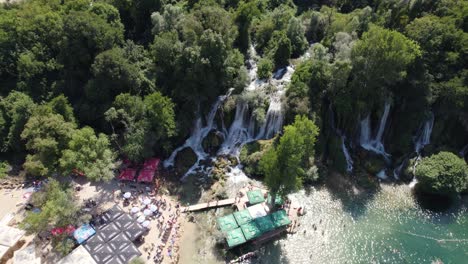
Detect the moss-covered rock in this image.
<box><xmin>202</xmin><ymin>130</ymin><xmax>224</xmax><ymax>155</ymax></box>
<box><xmin>239</xmin><ymin>139</ymin><xmax>274</xmax><ymax>177</ymax></box>
<box><xmin>174</xmin><ymin>147</ymin><xmax>197</xmax><ymax>177</ymax></box>
<box><xmin>357</xmin><ymin>149</ymin><xmax>386</xmax><ymax>175</ymax></box>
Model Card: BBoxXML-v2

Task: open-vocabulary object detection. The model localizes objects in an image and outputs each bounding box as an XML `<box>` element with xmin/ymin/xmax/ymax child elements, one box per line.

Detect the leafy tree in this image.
<box><xmin>60</xmin><ymin>127</ymin><xmax>116</xmax><ymax>181</ymax></box>
<box><xmin>46</xmin><ymin>94</ymin><xmax>76</xmax><ymax>124</ymax></box>
<box><xmin>21</xmin><ymin>107</ymin><xmax>76</xmax><ymax>176</ymax></box>
<box><xmin>415</xmin><ymin>151</ymin><xmax>468</xmax><ymax>195</ymax></box>
<box><xmin>266</xmin><ymin>30</ymin><xmax>292</xmax><ymax>68</ymax></box>
<box><xmin>234</xmin><ymin>0</ymin><xmax>262</xmax><ymax>52</ymax></box>
<box><xmin>258</xmin><ymin>58</ymin><xmax>274</xmax><ymax>79</ymax></box>
<box><xmin>144</xmin><ymin>92</ymin><xmax>176</xmax><ymax>141</ymax></box>
<box><xmin>0</xmin><ymin>161</ymin><xmax>9</xmax><ymax>179</ymax></box>
<box><xmin>60</xmin><ymin>9</ymin><xmax>124</xmax><ymax>97</ymax></box>
<box><xmin>260</xmin><ymin>115</ymin><xmax>319</xmax><ymax>208</ymax></box>
<box><xmin>21</xmin><ymin>179</ymin><xmax>80</xmax><ymax>234</ymax></box>
<box><xmin>105</xmin><ymin>92</ymin><xmax>176</xmax><ymax>162</ymax></box>
<box><xmin>348</xmin><ymin>25</ymin><xmax>421</xmax><ymax>112</ymax></box>
<box><xmin>405</xmin><ymin>15</ymin><xmax>465</xmax><ymax>82</ymax></box>
<box><xmin>0</xmin><ymin>92</ymin><xmax>36</xmax><ymax>153</ymax></box>
<box><xmin>83</xmin><ymin>41</ymin><xmax>155</xmax><ymax>124</ymax></box>
<box><xmin>286</xmin><ymin>17</ymin><xmax>308</xmax><ymax>57</ymax></box>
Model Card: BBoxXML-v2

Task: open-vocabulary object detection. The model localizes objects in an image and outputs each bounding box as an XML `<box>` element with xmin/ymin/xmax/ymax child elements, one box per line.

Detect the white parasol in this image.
<box><xmin>137</xmin><ymin>215</ymin><xmax>145</xmax><ymax>223</ymax></box>
<box><xmin>149</xmin><ymin>204</ymin><xmax>158</xmax><ymax>212</ymax></box>
<box><xmin>123</xmin><ymin>192</ymin><xmax>131</xmax><ymax>199</ymax></box>
<box><xmin>143</xmin><ymin>209</ymin><xmax>152</xmax><ymax>216</ymax></box>
<box><xmin>143</xmin><ymin>198</ymin><xmax>151</xmax><ymax>205</ymax></box>
<box><xmin>131</xmin><ymin>207</ymin><xmax>140</xmax><ymax>214</ymax></box>
<box><xmin>142</xmin><ymin>220</ymin><xmax>150</xmax><ymax>228</ymax></box>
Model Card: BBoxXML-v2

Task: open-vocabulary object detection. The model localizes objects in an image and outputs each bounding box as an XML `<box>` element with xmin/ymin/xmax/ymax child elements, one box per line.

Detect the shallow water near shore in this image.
<box><xmin>180</xmin><ymin>182</ymin><xmax>468</xmax><ymax>264</ymax></box>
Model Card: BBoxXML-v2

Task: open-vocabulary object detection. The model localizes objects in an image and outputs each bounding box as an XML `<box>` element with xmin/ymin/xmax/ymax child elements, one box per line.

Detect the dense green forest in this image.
<box><xmin>0</xmin><ymin>0</ymin><xmax>467</xmax><ymax>191</ymax></box>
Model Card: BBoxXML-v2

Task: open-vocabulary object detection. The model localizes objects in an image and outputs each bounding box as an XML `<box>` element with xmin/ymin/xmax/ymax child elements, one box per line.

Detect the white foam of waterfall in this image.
<box><xmin>341</xmin><ymin>137</ymin><xmax>353</xmax><ymax>173</ymax></box>
<box><xmin>406</xmin><ymin>113</ymin><xmax>435</xmax><ymax>185</ymax></box>
<box><xmin>164</xmin><ymin>89</ymin><xmax>233</xmax><ymax>170</ymax></box>
<box><xmin>219</xmin><ymin>66</ymin><xmax>294</xmax><ymax>156</ymax></box>
<box><xmin>414</xmin><ymin>113</ymin><xmax>434</xmax><ymax>154</ymax></box>
<box><xmin>376</xmin><ymin>169</ymin><xmax>388</xmax><ymax>180</ymax></box>
<box><xmin>393</xmin><ymin>162</ymin><xmax>404</xmax><ymax>180</ymax></box>
<box><xmin>359</xmin><ymin>102</ymin><xmax>391</xmax><ymax>158</ymax></box>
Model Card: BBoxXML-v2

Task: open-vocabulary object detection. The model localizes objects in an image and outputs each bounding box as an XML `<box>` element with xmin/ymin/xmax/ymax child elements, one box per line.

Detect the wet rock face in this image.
<box><xmin>357</xmin><ymin>148</ymin><xmax>386</xmax><ymax>175</ymax></box>
<box><xmin>174</xmin><ymin>147</ymin><xmax>197</xmax><ymax>177</ymax></box>
<box><xmin>202</xmin><ymin>130</ymin><xmax>224</xmax><ymax>155</ymax></box>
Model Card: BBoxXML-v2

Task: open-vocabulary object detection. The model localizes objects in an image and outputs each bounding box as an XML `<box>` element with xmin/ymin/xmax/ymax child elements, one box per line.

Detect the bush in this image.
<box><xmin>415</xmin><ymin>151</ymin><xmax>468</xmax><ymax>195</ymax></box>
<box><xmin>257</xmin><ymin>58</ymin><xmax>273</xmax><ymax>79</ymax></box>
<box><xmin>0</xmin><ymin>162</ymin><xmax>9</xmax><ymax>179</ymax></box>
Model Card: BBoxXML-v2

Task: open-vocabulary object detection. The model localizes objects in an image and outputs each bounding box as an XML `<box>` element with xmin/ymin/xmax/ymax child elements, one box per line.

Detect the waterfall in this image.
<box><xmin>163</xmin><ymin>89</ymin><xmax>233</xmax><ymax>169</ymax></box>
<box><xmin>329</xmin><ymin>105</ymin><xmax>354</xmax><ymax>173</ymax></box>
<box><xmin>414</xmin><ymin>113</ymin><xmax>434</xmax><ymax>154</ymax></box>
<box><xmin>341</xmin><ymin>137</ymin><xmax>353</xmax><ymax>172</ymax></box>
<box><xmin>392</xmin><ymin>162</ymin><xmax>404</xmax><ymax>180</ymax></box>
<box><xmin>376</xmin><ymin>169</ymin><xmax>388</xmax><ymax>180</ymax></box>
<box><xmin>408</xmin><ymin>113</ymin><xmax>434</xmax><ymax>185</ymax></box>
<box><xmin>165</xmin><ymin>45</ymin><xmax>302</xmax><ymax>178</ymax></box>
<box><xmin>219</xmin><ymin>65</ymin><xmax>294</xmax><ymax>156</ymax></box>
<box><xmin>359</xmin><ymin>102</ymin><xmax>391</xmax><ymax>158</ymax></box>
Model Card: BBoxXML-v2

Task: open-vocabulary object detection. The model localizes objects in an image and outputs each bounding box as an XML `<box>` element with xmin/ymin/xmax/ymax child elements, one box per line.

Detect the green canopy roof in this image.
<box><xmin>233</xmin><ymin>209</ymin><xmax>253</xmax><ymax>226</ymax></box>
<box><xmin>247</xmin><ymin>190</ymin><xmax>264</xmax><ymax>205</ymax></box>
<box><xmin>217</xmin><ymin>214</ymin><xmax>238</xmax><ymax>232</ymax></box>
<box><xmin>226</xmin><ymin>228</ymin><xmax>247</xmax><ymax>248</ymax></box>
<box><xmin>271</xmin><ymin>210</ymin><xmax>291</xmax><ymax>228</ymax></box>
<box><xmin>240</xmin><ymin>221</ymin><xmax>262</xmax><ymax>241</ymax></box>
<box><xmin>254</xmin><ymin>215</ymin><xmax>275</xmax><ymax>233</ymax></box>
<box><xmin>266</xmin><ymin>194</ymin><xmax>284</xmax><ymax>206</ymax></box>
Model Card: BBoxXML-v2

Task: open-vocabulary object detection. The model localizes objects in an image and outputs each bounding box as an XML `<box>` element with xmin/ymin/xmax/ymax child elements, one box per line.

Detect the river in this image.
<box><xmin>180</xmin><ymin>179</ymin><xmax>468</xmax><ymax>264</ymax></box>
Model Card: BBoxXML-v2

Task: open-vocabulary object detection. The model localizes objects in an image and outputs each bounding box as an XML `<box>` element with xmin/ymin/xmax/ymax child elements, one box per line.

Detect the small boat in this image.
<box><xmin>229</xmin><ymin>251</ymin><xmax>258</xmax><ymax>263</ymax></box>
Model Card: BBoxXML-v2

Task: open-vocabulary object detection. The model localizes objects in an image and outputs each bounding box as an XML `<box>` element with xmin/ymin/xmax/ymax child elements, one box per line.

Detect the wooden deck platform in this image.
<box><xmin>182</xmin><ymin>198</ymin><xmax>236</xmax><ymax>212</ymax></box>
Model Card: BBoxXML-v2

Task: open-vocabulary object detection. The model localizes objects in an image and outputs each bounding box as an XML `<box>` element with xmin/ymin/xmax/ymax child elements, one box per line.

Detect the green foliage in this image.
<box><xmin>21</xmin><ymin>179</ymin><xmax>80</xmax><ymax>234</ymax></box>
<box><xmin>21</xmin><ymin>107</ymin><xmax>76</xmax><ymax>176</ymax></box>
<box><xmin>286</xmin><ymin>17</ymin><xmax>308</xmax><ymax>57</ymax></box>
<box><xmin>257</xmin><ymin>58</ymin><xmax>274</xmax><ymax>79</ymax></box>
<box><xmin>415</xmin><ymin>151</ymin><xmax>468</xmax><ymax>195</ymax></box>
<box><xmin>60</xmin><ymin>7</ymin><xmax>124</xmax><ymax>95</ymax></box>
<box><xmin>405</xmin><ymin>15</ymin><xmax>466</xmax><ymax>82</ymax></box>
<box><xmin>129</xmin><ymin>257</ymin><xmax>146</xmax><ymax>264</ymax></box>
<box><xmin>53</xmin><ymin>237</ymin><xmax>75</xmax><ymax>256</ymax></box>
<box><xmin>266</xmin><ymin>30</ymin><xmax>292</xmax><ymax>68</ymax></box>
<box><xmin>0</xmin><ymin>92</ymin><xmax>36</xmax><ymax>153</ymax></box>
<box><xmin>60</xmin><ymin>127</ymin><xmax>116</xmax><ymax>181</ymax></box>
<box><xmin>260</xmin><ymin>115</ymin><xmax>320</xmax><ymax>197</ymax></box>
<box><xmin>105</xmin><ymin>92</ymin><xmax>176</xmax><ymax>162</ymax></box>
<box><xmin>0</xmin><ymin>161</ymin><xmax>9</xmax><ymax>179</ymax></box>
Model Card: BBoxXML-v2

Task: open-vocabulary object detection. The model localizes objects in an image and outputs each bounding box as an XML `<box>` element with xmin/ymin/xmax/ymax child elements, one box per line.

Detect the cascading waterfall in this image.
<box><xmin>406</xmin><ymin>113</ymin><xmax>435</xmax><ymax>186</ymax></box>
<box><xmin>414</xmin><ymin>112</ymin><xmax>434</xmax><ymax>154</ymax></box>
<box><xmin>341</xmin><ymin>136</ymin><xmax>353</xmax><ymax>172</ymax></box>
<box><xmin>166</xmin><ymin>45</ymin><xmax>302</xmax><ymax>178</ymax></box>
<box><xmin>163</xmin><ymin>89</ymin><xmax>233</xmax><ymax>174</ymax></box>
<box><xmin>219</xmin><ymin>66</ymin><xmax>294</xmax><ymax>156</ymax></box>
<box><xmin>393</xmin><ymin>113</ymin><xmax>435</xmax><ymax>181</ymax></box>
<box><xmin>329</xmin><ymin>105</ymin><xmax>354</xmax><ymax>173</ymax></box>
<box><xmin>359</xmin><ymin>102</ymin><xmax>391</xmax><ymax>159</ymax></box>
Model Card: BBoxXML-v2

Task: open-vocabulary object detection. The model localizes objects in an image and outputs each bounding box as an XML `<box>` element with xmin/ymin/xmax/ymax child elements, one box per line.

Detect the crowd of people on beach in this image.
<box><xmin>120</xmin><ymin>180</ymin><xmax>183</xmax><ymax>264</ymax></box>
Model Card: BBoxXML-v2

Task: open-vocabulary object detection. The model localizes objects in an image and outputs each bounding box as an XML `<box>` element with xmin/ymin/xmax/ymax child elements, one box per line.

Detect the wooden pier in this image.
<box><xmin>182</xmin><ymin>198</ymin><xmax>236</xmax><ymax>212</ymax></box>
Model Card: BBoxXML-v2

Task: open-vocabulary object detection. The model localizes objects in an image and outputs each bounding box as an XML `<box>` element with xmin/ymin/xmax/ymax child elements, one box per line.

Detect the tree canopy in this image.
<box><xmin>415</xmin><ymin>152</ymin><xmax>468</xmax><ymax>195</ymax></box>
<box><xmin>60</xmin><ymin>127</ymin><xmax>116</xmax><ymax>181</ymax></box>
